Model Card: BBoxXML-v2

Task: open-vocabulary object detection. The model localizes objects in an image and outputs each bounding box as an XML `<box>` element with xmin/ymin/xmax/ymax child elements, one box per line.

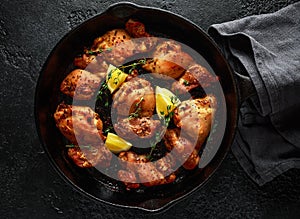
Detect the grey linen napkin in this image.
<box><xmin>208</xmin><ymin>2</ymin><xmax>300</xmax><ymax>185</ymax></box>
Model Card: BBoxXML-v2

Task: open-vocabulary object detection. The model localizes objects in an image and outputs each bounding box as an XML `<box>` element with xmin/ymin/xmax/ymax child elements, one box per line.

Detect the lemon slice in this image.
<box><xmin>106</xmin><ymin>64</ymin><xmax>128</xmax><ymax>93</ymax></box>
<box><xmin>155</xmin><ymin>86</ymin><xmax>181</xmax><ymax>118</ymax></box>
<box><xmin>105</xmin><ymin>132</ymin><xmax>132</xmax><ymax>153</ymax></box>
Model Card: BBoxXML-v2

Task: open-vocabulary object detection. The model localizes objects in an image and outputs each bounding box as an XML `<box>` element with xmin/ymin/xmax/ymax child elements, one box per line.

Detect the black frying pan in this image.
<box><xmin>35</xmin><ymin>2</ymin><xmax>253</xmax><ymax>211</ymax></box>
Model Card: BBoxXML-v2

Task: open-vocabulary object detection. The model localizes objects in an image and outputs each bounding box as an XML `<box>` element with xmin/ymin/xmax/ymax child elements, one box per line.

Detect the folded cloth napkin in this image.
<box><xmin>208</xmin><ymin>2</ymin><xmax>300</xmax><ymax>185</ymax></box>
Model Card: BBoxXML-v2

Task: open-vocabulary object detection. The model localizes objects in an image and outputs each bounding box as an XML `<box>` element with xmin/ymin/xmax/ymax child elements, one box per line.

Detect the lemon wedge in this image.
<box><xmin>106</xmin><ymin>64</ymin><xmax>128</xmax><ymax>93</ymax></box>
<box><xmin>105</xmin><ymin>132</ymin><xmax>132</xmax><ymax>153</ymax></box>
<box><xmin>155</xmin><ymin>86</ymin><xmax>181</xmax><ymax>118</ymax></box>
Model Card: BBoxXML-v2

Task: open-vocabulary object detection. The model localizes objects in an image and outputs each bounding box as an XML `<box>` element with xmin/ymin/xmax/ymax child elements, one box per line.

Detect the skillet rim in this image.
<box><xmin>34</xmin><ymin>1</ymin><xmax>239</xmax><ymax>212</ymax></box>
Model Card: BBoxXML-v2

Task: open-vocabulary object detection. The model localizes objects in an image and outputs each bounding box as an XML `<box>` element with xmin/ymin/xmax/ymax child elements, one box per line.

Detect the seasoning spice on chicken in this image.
<box><xmin>54</xmin><ymin>19</ymin><xmax>218</xmax><ymax>190</ymax></box>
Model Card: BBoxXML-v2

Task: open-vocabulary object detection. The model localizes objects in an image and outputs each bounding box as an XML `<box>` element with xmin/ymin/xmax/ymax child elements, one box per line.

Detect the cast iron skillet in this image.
<box><xmin>35</xmin><ymin>2</ymin><xmax>253</xmax><ymax>212</ymax></box>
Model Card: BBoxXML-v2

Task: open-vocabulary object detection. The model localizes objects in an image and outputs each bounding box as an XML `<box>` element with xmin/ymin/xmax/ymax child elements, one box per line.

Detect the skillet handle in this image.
<box><xmin>106</xmin><ymin>2</ymin><xmax>141</xmax><ymax>18</ymax></box>
<box><xmin>234</xmin><ymin>71</ymin><xmax>256</xmax><ymax>104</ymax></box>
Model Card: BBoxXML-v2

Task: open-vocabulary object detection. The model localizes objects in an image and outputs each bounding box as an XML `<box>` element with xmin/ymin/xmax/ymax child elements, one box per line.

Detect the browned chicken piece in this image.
<box><xmin>183</xmin><ymin>149</ymin><xmax>200</xmax><ymax>170</ymax></box>
<box><xmin>91</xmin><ymin>29</ymin><xmax>132</xmax><ymax>51</ymax></box>
<box><xmin>136</xmin><ymin>161</ymin><xmax>176</xmax><ymax>187</ymax></box>
<box><xmin>114</xmin><ymin>117</ymin><xmax>162</xmax><ymax>141</ymax></box>
<box><xmin>136</xmin><ymin>162</ymin><xmax>166</xmax><ymax>187</ymax></box>
<box><xmin>112</xmin><ymin>77</ymin><xmax>155</xmax><ymax>117</ymax></box>
<box><xmin>118</xmin><ymin>170</ymin><xmax>140</xmax><ymax>189</ymax></box>
<box><xmin>74</xmin><ymin>53</ymin><xmax>96</xmax><ymax>70</ymax></box>
<box><xmin>119</xmin><ymin>151</ymin><xmax>148</xmax><ymax>165</ymax></box>
<box><xmin>118</xmin><ymin>151</ymin><xmax>150</xmax><ymax>186</ymax></box>
<box><xmin>75</xmin><ymin>22</ymin><xmax>157</xmax><ymax>70</ymax></box>
<box><xmin>74</xmin><ymin>54</ymin><xmax>96</xmax><ymax>69</ymax></box>
<box><xmin>163</xmin><ymin>128</ymin><xmax>200</xmax><ymax>170</ymax></box>
<box><xmin>173</xmin><ymin>95</ymin><xmax>216</xmax><ymax>150</ymax></box>
<box><xmin>67</xmin><ymin>145</ymin><xmax>112</xmax><ymax>168</ymax></box>
<box><xmin>119</xmin><ymin>148</ymin><xmax>176</xmax><ymax>175</ymax></box>
<box><xmin>143</xmin><ymin>40</ymin><xmax>194</xmax><ymax>79</ymax></box>
<box><xmin>74</xmin><ymin>29</ymin><xmax>133</xmax><ymax>69</ymax></box>
<box><xmin>172</xmin><ymin>64</ymin><xmax>218</xmax><ymax>94</ymax></box>
<box><xmin>92</xmin><ymin>29</ymin><xmax>136</xmax><ymax>66</ymax></box>
<box><xmin>68</xmin><ymin>147</ymin><xmax>94</xmax><ymax>168</ymax></box>
<box><xmin>125</xmin><ymin>19</ymin><xmax>158</xmax><ymax>53</ymax></box>
<box><xmin>60</xmin><ymin>69</ymin><xmax>105</xmax><ymax>100</ymax></box>
<box><xmin>74</xmin><ymin>53</ymin><xmax>109</xmax><ymax>74</ymax></box>
<box><xmin>155</xmin><ymin>153</ymin><xmax>177</xmax><ymax>174</ymax></box>
<box><xmin>125</xmin><ymin>19</ymin><xmax>151</xmax><ymax>38</ymax></box>
<box><xmin>54</xmin><ymin>103</ymin><xmax>105</xmax><ymax>146</ymax></box>
<box><xmin>118</xmin><ymin>151</ymin><xmax>176</xmax><ymax>187</ymax></box>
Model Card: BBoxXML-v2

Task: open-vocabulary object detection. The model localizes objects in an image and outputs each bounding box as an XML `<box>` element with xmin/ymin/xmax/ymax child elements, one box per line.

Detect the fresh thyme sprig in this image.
<box><xmin>128</xmin><ymin>97</ymin><xmax>144</xmax><ymax>119</ymax></box>
<box><xmin>96</xmin><ymin>69</ymin><xmax>113</xmax><ymax>105</ymax></box>
<box><xmin>66</xmin><ymin>144</ymin><xmax>91</xmax><ymax>149</ymax></box>
<box><xmin>66</xmin><ymin>144</ymin><xmax>99</xmax><ymax>154</ymax></box>
<box><xmin>96</xmin><ymin>59</ymin><xmax>148</xmax><ymax>104</ymax></box>
<box><xmin>85</xmin><ymin>47</ymin><xmax>112</xmax><ymax>55</ymax></box>
<box><xmin>183</xmin><ymin>79</ymin><xmax>190</xmax><ymax>86</ymax></box>
<box><xmin>118</xmin><ymin>58</ymin><xmax>148</xmax><ymax>74</ymax></box>
<box><xmin>146</xmin><ymin>132</ymin><xmax>162</xmax><ymax>161</ymax></box>
<box><xmin>97</xmin><ymin>82</ymin><xmax>109</xmax><ymax>102</ymax></box>
<box><xmin>147</xmin><ymin>97</ymin><xmax>178</xmax><ymax>160</ymax></box>
<box><xmin>164</xmin><ymin>107</ymin><xmax>175</xmax><ymax>126</ymax></box>
<box><xmin>104</xmin><ymin>125</ymin><xmax>114</xmax><ymax>134</ymax></box>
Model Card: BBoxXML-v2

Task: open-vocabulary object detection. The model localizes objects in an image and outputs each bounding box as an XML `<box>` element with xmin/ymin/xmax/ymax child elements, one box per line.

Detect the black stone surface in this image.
<box><xmin>1</xmin><ymin>0</ymin><xmax>300</xmax><ymax>218</ymax></box>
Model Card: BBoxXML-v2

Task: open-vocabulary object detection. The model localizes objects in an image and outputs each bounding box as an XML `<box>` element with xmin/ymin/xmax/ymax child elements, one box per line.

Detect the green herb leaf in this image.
<box><xmin>128</xmin><ymin>97</ymin><xmax>144</xmax><ymax>119</ymax></box>
<box><xmin>183</xmin><ymin>80</ymin><xmax>190</xmax><ymax>86</ymax></box>
<box><xmin>85</xmin><ymin>47</ymin><xmax>112</xmax><ymax>56</ymax></box>
<box><xmin>66</xmin><ymin>144</ymin><xmax>91</xmax><ymax>149</ymax></box>
<box><xmin>104</xmin><ymin>126</ymin><xmax>114</xmax><ymax>134</ymax></box>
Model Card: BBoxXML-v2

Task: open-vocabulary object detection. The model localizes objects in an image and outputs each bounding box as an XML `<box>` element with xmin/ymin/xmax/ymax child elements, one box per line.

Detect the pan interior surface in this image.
<box><xmin>35</xmin><ymin>3</ymin><xmax>238</xmax><ymax>211</ymax></box>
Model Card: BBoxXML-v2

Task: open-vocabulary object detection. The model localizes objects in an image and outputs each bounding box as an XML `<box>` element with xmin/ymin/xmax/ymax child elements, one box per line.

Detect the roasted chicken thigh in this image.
<box><xmin>60</xmin><ymin>69</ymin><xmax>104</xmax><ymax>100</ymax></box>
<box><xmin>173</xmin><ymin>95</ymin><xmax>216</xmax><ymax>149</ymax></box>
<box><xmin>112</xmin><ymin>77</ymin><xmax>155</xmax><ymax>117</ymax></box>
<box><xmin>172</xmin><ymin>64</ymin><xmax>218</xmax><ymax>94</ymax></box>
<box><xmin>118</xmin><ymin>151</ymin><xmax>176</xmax><ymax>188</ymax></box>
<box><xmin>54</xmin><ymin>103</ymin><xmax>105</xmax><ymax>145</ymax></box>
<box><xmin>143</xmin><ymin>40</ymin><xmax>194</xmax><ymax>79</ymax></box>
<box><xmin>67</xmin><ymin>145</ymin><xmax>112</xmax><ymax>168</ymax></box>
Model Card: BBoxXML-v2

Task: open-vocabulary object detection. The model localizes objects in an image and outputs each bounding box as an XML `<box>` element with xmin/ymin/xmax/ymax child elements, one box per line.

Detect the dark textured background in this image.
<box><xmin>1</xmin><ymin>0</ymin><xmax>300</xmax><ymax>218</ymax></box>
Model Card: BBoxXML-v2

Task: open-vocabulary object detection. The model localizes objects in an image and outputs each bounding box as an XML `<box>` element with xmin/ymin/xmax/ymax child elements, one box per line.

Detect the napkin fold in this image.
<box><xmin>208</xmin><ymin>2</ymin><xmax>300</xmax><ymax>185</ymax></box>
